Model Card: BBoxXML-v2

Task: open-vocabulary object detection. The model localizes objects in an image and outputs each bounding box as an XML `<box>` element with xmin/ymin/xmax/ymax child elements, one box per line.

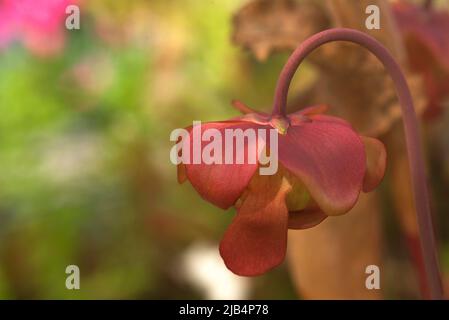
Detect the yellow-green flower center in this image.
<box><xmin>270</xmin><ymin>116</ymin><xmax>290</xmax><ymax>135</ymax></box>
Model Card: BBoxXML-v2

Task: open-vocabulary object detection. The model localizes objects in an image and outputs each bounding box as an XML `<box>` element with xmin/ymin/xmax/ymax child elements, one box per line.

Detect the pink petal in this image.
<box><xmin>278</xmin><ymin>119</ymin><xmax>366</xmax><ymax>216</ymax></box>
<box><xmin>288</xmin><ymin>105</ymin><xmax>327</xmax><ymax>125</ymax></box>
<box><xmin>361</xmin><ymin>136</ymin><xmax>387</xmax><ymax>192</ymax></box>
<box><xmin>309</xmin><ymin>113</ymin><xmax>354</xmax><ymax>127</ymax></box>
<box><xmin>288</xmin><ymin>207</ymin><xmax>327</xmax><ymax>229</ymax></box>
<box><xmin>231</xmin><ymin>100</ymin><xmax>267</xmax><ymax>115</ymax></box>
<box><xmin>289</xmin><ymin>108</ymin><xmax>351</xmax><ymax>127</ymax></box>
<box><xmin>219</xmin><ymin>173</ymin><xmax>291</xmax><ymax>276</ymax></box>
<box><xmin>183</xmin><ymin>121</ymin><xmax>266</xmax><ymax>209</ymax></box>
<box><xmin>298</xmin><ymin>104</ymin><xmax>329</xmax><ymax>116</ymax></box>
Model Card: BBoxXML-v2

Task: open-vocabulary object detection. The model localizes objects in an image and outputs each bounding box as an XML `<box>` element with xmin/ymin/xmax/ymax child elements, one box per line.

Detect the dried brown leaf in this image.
<box><xmin>304</xmin><ymin>0</ymin><xmax>426</xmax><ymax>136</ymax></box>
<box><xmin>233</xmin><ymin>0</ymin><xmax>330</xmax><ymax>61</ymax></box>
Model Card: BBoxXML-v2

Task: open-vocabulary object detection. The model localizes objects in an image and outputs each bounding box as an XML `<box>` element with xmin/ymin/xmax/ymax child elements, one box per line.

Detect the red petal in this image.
<box><xmin>219</xmin><ymin>173</ymin><xmax>291</xmax><ymax>276</ymax></box>
<box><xmin>182</xmin><ymin>121</ymin><xmax>266</xmax><ymax>209</ymax></box>
<box><xmin>231</xmin><ymin>100</ymin><xmax>268</xmax><ymax>116</ymax></box>
<box><xmin>361</xmin><ymin>136</ymin><xmax>387</xmax><ymax>192</ymax></box>
<box><xmin>298</xmin><ymin>104</ymin><xmax>329</xmax><ymax>116</ymax></box>
<box><xmin>177</xmin><ymin>164</ymin><xmax>187</xmax><ymax>183</ymax></box>
<box><xmin>278</xmin><ymin>119</ymin><xmax>366</xmax><ymax>216</ymax></box>
<box><xmin>289</xmin><ymin>110</ymin><xmax>351</xmax><ymax>128</ymax></box>
<box><xmin>310</xmin><ymin>114</ymin><xmax>353</xmax><ymax>127</ymax></box>
<box><xmin>289</xmin><ymin>105</ymin><xmax>329</xmax><ymax>126</ymax></box>
<box><xmin>288</xmin><ymin>207</ymin><xmax>327</xmax><ymax>230</ymax></box>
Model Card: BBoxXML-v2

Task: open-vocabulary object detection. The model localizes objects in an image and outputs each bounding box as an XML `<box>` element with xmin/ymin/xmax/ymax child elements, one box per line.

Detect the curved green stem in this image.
<box><xmin>272</xmin><ymin>28</ymin><xmax>443</xmax><ymax>299</ymax></box>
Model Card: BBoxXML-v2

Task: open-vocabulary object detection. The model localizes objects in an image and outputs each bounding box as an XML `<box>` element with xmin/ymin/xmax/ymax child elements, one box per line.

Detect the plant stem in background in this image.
<box><xmin>271</xmin><ymin>28</ymin><xmax>443</xmax><ymax>299</ymax></box>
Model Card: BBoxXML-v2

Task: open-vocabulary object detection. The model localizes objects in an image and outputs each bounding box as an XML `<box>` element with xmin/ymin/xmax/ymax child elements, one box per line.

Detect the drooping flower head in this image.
<box><xmin>0</xmin><ymin>0</ymin><xmax>76</xmax><ymax>56</ymax></box>
<box><xmin>174</xmin><ymin>24</ymin><xmax>442</xmax><ymax>296</ymax></box>
<box><xmin>393</xmin><ymin>0</ymin><xmax>449</xmax><ymax>119</ymax></box>
<box><xmin>176</xmin><ymin>100</ymin><xmax>386</xmax><ymax>276</ymax></box>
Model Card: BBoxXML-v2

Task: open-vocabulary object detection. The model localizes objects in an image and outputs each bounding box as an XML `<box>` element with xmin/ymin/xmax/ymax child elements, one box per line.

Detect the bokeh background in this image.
<box><xmin>0</xmin><ymin>0</ymin><xmax>448</xmax><ymax>299</ymax></box>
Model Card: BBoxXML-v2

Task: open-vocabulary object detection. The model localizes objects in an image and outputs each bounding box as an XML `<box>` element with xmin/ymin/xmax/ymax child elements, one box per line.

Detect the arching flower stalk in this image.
<box><xmin>176</xmin><ymin>28</ymin><xmax>443</xmax><ymax>299</ymax></box>
<box><xmin>272</xmin><ymin>28</ymin><xmax>443</xmax><ymax>300</ymax></box>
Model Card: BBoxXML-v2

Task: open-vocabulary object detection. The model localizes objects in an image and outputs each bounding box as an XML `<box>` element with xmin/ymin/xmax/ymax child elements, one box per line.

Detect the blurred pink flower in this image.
<box><xmin>393</xmin><ymin>0</ymin><xmax>449</xmax><ymax>120</ymax></box>
<box><xmin>0</xmin><ymin>0</ymin><xmax>76</xmax><ymax>56</ymax></box>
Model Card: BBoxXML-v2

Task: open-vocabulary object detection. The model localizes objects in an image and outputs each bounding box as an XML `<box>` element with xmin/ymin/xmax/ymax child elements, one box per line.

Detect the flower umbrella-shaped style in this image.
<box><xmin>177</xmin><ymin>102</ymin><xmax>386</xmax><ymax>276</ymax></box>
<box><xmin>393</xmin><ymin>0</ymin><xmax>449</xmax><ymax>119</ymax></box>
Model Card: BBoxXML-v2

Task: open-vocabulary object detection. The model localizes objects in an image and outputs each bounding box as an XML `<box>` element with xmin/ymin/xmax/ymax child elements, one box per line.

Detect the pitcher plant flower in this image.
<box><xmin>176</xmin><ymin>103</ymin><xmax>386</xmax><ymax>276</ymax></box>
<box><xmin>174</xmin><ymin>28</ymin><xmax>443</xmax><ymax>299</ymax></box>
